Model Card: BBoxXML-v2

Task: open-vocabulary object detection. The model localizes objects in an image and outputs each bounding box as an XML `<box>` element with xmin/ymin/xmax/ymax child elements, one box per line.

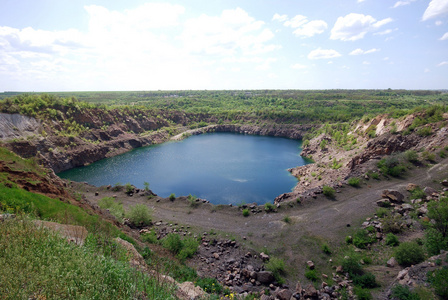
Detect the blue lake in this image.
<box><xmin>58</xmin><ymin>133</ymin><xmax>311</xmax><ymax>205</ymax></box>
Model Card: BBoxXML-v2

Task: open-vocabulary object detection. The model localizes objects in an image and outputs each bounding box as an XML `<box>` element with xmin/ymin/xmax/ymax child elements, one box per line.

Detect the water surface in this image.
<box><xmin>58</xmin><ymin>133</ymin><xmax>311</xmax><ymax>205</ymax></box>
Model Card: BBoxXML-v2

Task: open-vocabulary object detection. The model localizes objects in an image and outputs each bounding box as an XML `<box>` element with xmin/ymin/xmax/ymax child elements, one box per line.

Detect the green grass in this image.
<box><xmin>0</xmin><ymin>218</ymin><xmax>176</xmax><ymax>299</ymax></box>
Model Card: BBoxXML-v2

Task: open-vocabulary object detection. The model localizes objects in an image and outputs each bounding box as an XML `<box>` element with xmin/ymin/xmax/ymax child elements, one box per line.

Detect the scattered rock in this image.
<box><xmin>387</xmin><ymin>257</ymin><xmax>397</xmax><ymax>268</ymax></box>
<box><xmin>260</xmin><ymin>252</ymin><xmax>270</xmax><ymax>261</ymax></box>
<box><xmin>307</xmin><ymin>260</ymin><xmax>315</xmax><ymax>270</ymax></box>
<box><xmin>407</xmin><ymin>183</ymin><xmax>418</xmax><ymax>191</ymax></box>
<box><xmin>276</xmin><ymin>289</ymin><xmax>292</xmax><ymax>300</ymax></box>
<box><xmin>177</xmin><ymin>282</ymin><xmax>206</xmax><ymax>300</ymax></box>
<box><xmin>256</xmin><ymin>271</ymin><xmax>275</xmax><ymax>284</ymax></box>
<box><xmin>382</xmin><ymin>190</ymin><xmax>404</xmax><ymax>203</ymax></box>
<box><xmin>376</xmin><ymin>199</ymin><xmax>391</xmax><ymax>207</ymax></box>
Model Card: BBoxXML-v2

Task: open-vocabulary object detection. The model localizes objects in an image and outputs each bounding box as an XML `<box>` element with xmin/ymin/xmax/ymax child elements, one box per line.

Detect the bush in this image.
<box><xmin>242</xmin><ymin>209</ymin><xmax>250</xmax><ymax>217</ymax></box>
<box><xmin>125</xmin><ymin>183</ymin><xmax>134</xmax><ymax>195</ymax></box>
<box><xmin>377</xmin><ymin>156</ymin><xmax>406</xmax><ymax>177</ymax></box>
<box><xmin>385</xmin><ymin>233</ymin><xmax>400</xmax><ymax>247</ymax></box>
<box><xmin>354</xmin><ymin>287</ymin><xmax>372</xmax><ymax>300</ymax></box>
<box><xmin>264</xmin><ymin>202</ymin><xmax>276</xmax><ymax>212</ymax></box>
<box><xmin>323</xmin><ymin>186</ymin><xmax>335</xmax><ymax>198</ymax></box>
<box><xmin>196</xmin><ymin>277</ymin><xmax>223</xmax><ymax>294</ymax></box>
<box><xmin>352</xmin><ymin>272</ymin><xmax>378</xmax><ymax>289</ymax></box>
<box><xmin>348</xmin><ymin>177</ymin><xmax>361</xmax><ymax>187</ymax></box>
<box><xmin>404</xmin><ymin>150</ymin><xmax>419</xmax><ymax>163</ymax></box>
<box><xmin>428</xmin><ymin>267</ymin><xmax>448</xmax><ymax>299</ymax></box>
<box><xmin>163</xmin><ymin>233</ymin><xmax>183</xmax><ymax>254</ymax></box>
<box><xmin>169</xmin><ymin>193</ymin><xmax>176</xmax><ymax>201</ymax></box>
<box><xmin>126</xmin><ymin>204</ymin><xmax>152</xmax><ymax>227</ymax></box>
<box><xmin>342</xmin><ymin>256</ymin><xmax>363</xmax><ymax>276</ymax></box>
<box><xmin>417</xmin><ymin>126</ymin><xmax>432</xmax><ymax>137</ymax></box>
<box><xmin>98</xmin><ymin>197</ymin><xmax>125</xmax><ymax>222</ymax></box>
<box><xmin>425</xmin><ymin>228</ymin><xmax>448</xmax><ymax>256</ymax></box>
<box><xmin>266</xmin><ymin>257</ymin><xmax>286</xmax><ymax>283</ymax></box>
<box><xmin>382</xmin><ymin>214</ymin><xmax>404</xmax><ymax>234</ymax></box>
<box><xmin>422</xmin><ymin>151</ymin><xmax>436</xmax><ymax>162</ymax></box>
<box><xmin>376</xmin><ymin>207</ymin><xmax>389</xmax><ymax>218</ymax></box>
<box><xmin>390</xmin><ymin>285</ymin><xmax>420</xmax><ymax>300</ymax></box>
<box><xmin>353</xmin><ymin>229</ymin><xmax>375</xmax><ymax>249</ymax></box>
<box><xmin>322</xmin><ymin>244</ymin><xmax>332</xmax><ymax>254</ymax></box>
<box><xmin>395</xmin><ymin>242</ymin><xmax>425</xmax><ymax>267</ymax></box>
<box><xmin>141</xmin><ymin>231</ymin><xmax>159</xmax><ymax>244</ymax></box>
<box><xmin>177</xmin><ymin>237</ymin><xmax>199</xmax><ymax>261</ymax></box>
<box><xmin>305</xmin><ymin>269</ymin><xmax>318</xmax><ymax>281</ymax></box>
<box><xmin>427</xmin><ymin>197</ymin><xmax>448</xmax><ymax>239</ymax></box>
<box><xmin>410</xmin><ymin>187</ymin><xmax>426</xmax><ymax>200</ymax></box>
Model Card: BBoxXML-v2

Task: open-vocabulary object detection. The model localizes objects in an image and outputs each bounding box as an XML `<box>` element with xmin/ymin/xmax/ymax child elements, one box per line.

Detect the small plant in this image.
<box><xmin>141</xmin><ymin>230</ymin><xmax>159</xmax><ymax>244</ymax></box>
<box><xmin>376</xmin><ymin>207</ymin><xmax>389</xmax><ymax>218</ymax></box>
<box><xmin>367</xmin><ymin>171</ymin><xmax>380</xmax><ymax>180</ymax></box>
<box><xmin>283</xmin><ymin>216</ymin><xmax>291</xmax><ymax>224</ymax></box>
<box><xmin>305</xmin><ymin>269</ymin><xmax>318</xmax><ymax>281</ymax></box>
<box><xmin>428</xmin><ymin>267</ymin><xmax>448</xmax><ymax>299</ymax></box>
<box><xmin>410</xmin><ymin>187</ymin><xmax>425</xmax><ymax>200</ymax></box>
<box><xmin>321</xmin><ymin>244</ymin><xmax>332</xmax><ymax>254</ymax></box>
<box><xmin>422</xmin><ymin>151</ymin><xmax>436</xmax><ymax>162</ymax></box>
<box><xmin>323</xmin><ymin>185</ymin><xmax>335</xmax><ymax>198</ymax></box>
<box><xmin>163</xmin><ymin>233</ymin><xmax>183</xmax><ymax>254</ymax></box>
<box><xmin>385</xmin><ymin>233</ymin><xmax>400</xmax><ymax>247</ymax></box>
<box><xmin>266</xmin><ymin>257</ymin><xmax>286</xmax><ymax>283</ymax></box>
<box><xmin>125</xmin><ymin>183</ymin><xmax>134</xmax><ymax>195</ymax></box>
<box><xmin>348</xmin><ymin>177</ymin><xmax>361</xmax><ymax>187</ymax></box>
<box><xmin>320</xmin><ymin>139</ymin><xmax>327</xmax><ymax>150</ymax></box>
<box><xmin>352</xmin><ymin>229</ymin><xmax>375</xmax><ymax>249</ymax></box>
<box><xmin>390</xmin><ymin>284</ymin><xmax>420</xmax><ymax>300</ymax></box>
<box><xmin>242</xmin><ymin>209</ymin><xmax>250</xmax><ymax>217</ymax></box>
<box><xmin>196</xmin><ymin>277</ymin><xmax>223</xmax><ymax>294</ymax></box>
<box><xmin>126</xmin><ymin>204</ymin><xmax>152</xmax><ymax>227</ymax></box>
<box><xmin>143</xmin><ymin>181</ymin><xmax>150</xmax><ymax>191</ymax></box>
<box><xmin>169</xmin><ymin>193</ymin><xmax>176</xmax><ymax>201</ymax></box>
<box><xmin>394</xmin><ymin>241</ymin><xmax>425</xmax><ymax>267</ymax></box>
<box><xmin>264</xmin><ymin>202</ymin><xmax>276</xmax><ymax>212</ymax></box>
<box><xmin>417</xmin><ymin>126</ymin><xmax>432</xmax><ymax>137</ymax></box>
<box><xmin>404</xmin><ymin>150</ymin><xmax>419</xmax><ymax>163</ymax></box>
<box><xmin>187</xmin><ymin>194</ymin><xmax>199</xmax><ymax>208</ymax></box>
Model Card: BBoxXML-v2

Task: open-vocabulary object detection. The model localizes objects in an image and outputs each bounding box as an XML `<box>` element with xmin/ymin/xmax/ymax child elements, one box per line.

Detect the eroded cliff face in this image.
<box><xmin>0</xmin><ymin>110</ymin><xmax>314</xmax><ymax>173</ymax></box>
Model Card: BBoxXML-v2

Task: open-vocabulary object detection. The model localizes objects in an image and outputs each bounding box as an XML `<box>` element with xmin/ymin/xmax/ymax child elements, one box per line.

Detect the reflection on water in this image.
<box><xmin>58</xmin><ymin>133</ymin><xmax>311</xmax><ymax>205</ymax></box>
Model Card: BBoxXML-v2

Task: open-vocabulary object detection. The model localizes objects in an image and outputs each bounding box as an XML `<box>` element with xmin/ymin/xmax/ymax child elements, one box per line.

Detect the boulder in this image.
<box><xmin>377</xmin><ymin>199</ymin><xmax>391</xmax><ymax>207</ymax></box>
<box><xmin>177</xmin><ymin>282</ymin><xmax>206</xmax><ymax>300</ymax></box>
<box><xmin>276</xmin><ymin>289</ymin><xmax>293</xmax><ymax>300</ymax></box>
<box><xmin>303</xmin><ymin>284</ymin><xmax>318</xmax><ymax>298</ymax></box>
<box><xmin>260</xmin><ymin>252</ymin><xmax>270</xmax><ymax>261</ymax></box>
<box><xmin>387</xmin><ymin>257</ymin><xmax>397</xmax><ymax>268</ymax></box>
<box><xmin>114</xmin><ymin>237</ymin><xmax>146</xmax><ymax>268</ymax></box>
<box><xmin>417</xmin><ymin>207</ymin><xmax>428</xmax><ymax>216</ymax></box>
<box><xmin>424</xmin><ymin>187</ymin><xmax>437</xmax><ymax>196</ymax></box>
<box><xmin>382</xmin><ymin>190</ymin><xmax>404</xmax><ymax>203</ymax></box>
<box><xmin>442</xmin><ymin>180</ymin><xmax>448</xmax><ymax>187</ymax></box>
<box><xmin>307</xmin><ymin>260</ymin><xmax>315</xmax><ymax>270</ymax></box>
<box><xmin>256</xmin><ymin>271</ymin><xmax>275</xmax><ymax>284</ymax></box>
<box><xmin>407</xmin><ymin>183</ymin><xmax>418</xmax><ymax>191</ymax></box>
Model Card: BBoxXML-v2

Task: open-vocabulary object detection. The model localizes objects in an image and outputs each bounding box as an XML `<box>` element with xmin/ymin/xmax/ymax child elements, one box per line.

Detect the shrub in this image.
<box><xmin>323</xmin><ymin>186</ymin><xmax>335</xmax><ymax>198</ymax></box>
<box><xmin>197</xmin><ymin>277</ymin><xmax>223</xmax><ymax>294</ymax></box>
<box><xmin>283</xmin><ymin>216</ymin><xmax>291</xmax><ymax>224</ymax></box>
<box><xmin>163</xmin><ymin>233</ymin><xmax>183</xmax><ymax>254</ymax></box>
<box><xmin>354</xmin><ymin>287</ymin><xmax>372</xmax><ymax>300</ymax></box>
<box><xmin>428</xmin><ymin>267</ymin><xmax>448</xmax><ymax>299</ymax></box>
<box><xmin>390</xmin><ymin>285</ymin><xmax>420</xmax><ymax>300</ymax></box>
<box><xmin>305</xmin><ymin>269</ymin><xmax>318</xmax><ymax>281</ymax></box>
<box><xmin>352</xmin><ymin>273</ymin><xmax>378</xmax><ymax>289</ymax></box>
<box><xmin>385</xmin><ymin>233</ymin><xmax>400</xmax><ymax>247</ymax></box>
<box><xmin>382</xmin><ymin>214</ymin><xmax>404</xmax><ymax>234</ymax></box>
<box><xmin>342</xmin><ymin>256</ymin><xmax>363</xmax><ymax>276</ymax></box>
<box><xmin>264</xmin><ymin>202</ymin><xmax>276</xmax><ymax>212</ymax></box>
<box><xmin>169</xmin><ymin>193</ymin><xmax>176</xmax><ymax>201</ymax></box>
<box><xmin>125</xmin><ymin>183</ymin><xmax>134</xmax><ymax>195</ymax></box>
<box><xmin>410</xmin><ymin>187</ymin><xmax>426</xmax><ymax>200</ymax></box>
<box><xmin>376</xmin><ymin>207</ymin><xmax>389</xmax><ymax>218</ymax></box>
<box><xmin>98</xmin><ymin>197</ymin><xmax>125</xmax><ymax>222</ymax></box>
<box><xmin>348</xmin><ymin>177</ymin><xmax>361</xmax><ymax>187</ymax></box>
<box><xmin>367</xmin><ymin>171</ymin><xmax>380</xmax><ymax>180</ymax></box>
<box><xmin>417</xmin><ymin>126</ymin><xmax>432</xmax><ymax>137</ymax></box>
<box><xmin>177</xmin><ymin>237</ymin><xmax>199</xmax><ymax>261</ymax></box>
<box><xmin>242</xmin><ymin>209</ymin><xmax>250</xmax><ymax>217</ymax></box>
<box><xmin>422</xmin><ymin>151</ymin><xmax>436</xmax><ymax>162</ymax></box>
<box><xmin>320</xmin><ymin>139</ymin><xmax>327</xmax><ymax>150</ymax></box>
<box><xmin>427</xmin><ymin>197</ymin><xmax>448</xmax><ymax>238</ymax></box>
<box><xmin>353</xmin><ymin>229</ymin><xmax>375</xmax><ymax>249</ymax></box>
<box><xmin>141</xmin><ymin>231</ymin><xmax>159</xmax><ymax>244</ymax></box>
<box><xmin>377</xmin><ymin>156</ymin><xmax>406</xmax><ymax>177</ymax></box>
<box><xmin>395</xmin><ymin>242</ymin><xmax>425</xmax><ymax>267</ymax></box>
<box><xmin>404</xmin><ymin>150</ymin><xmax>419</xmax><ymax>163</ymax></box>
<box><xmin>126</xmin><ymin>204</ymin><xmax>152</xmax><ymax>227</ymax></box>
<box><xmin>266</xmin><ymin>257</ymin><xmax>286</xmax><ymax>283</ymax></box>
<box><xmin>322</xmin><ymin>244</ymin><xmax>332</xmax><ymax>255</ymax></box>
<box><xmin>143</xmin><ymin>181</ymin><xmax>150</xmax><ymax>191</ymax></box>
<box><xmin>187</xmin><ymin>194</ymin><xmax>199</xmax><ymax>208</ymax></box>
<box><xmin>425</xmin><ymin>228</ymin><xmax>448</xmax><ymax>256</ymax></box>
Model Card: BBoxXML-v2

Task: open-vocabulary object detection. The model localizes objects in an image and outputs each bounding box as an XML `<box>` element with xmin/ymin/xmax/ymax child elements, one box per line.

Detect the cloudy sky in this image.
<box><xmin>0</xmin><ymin>0</ymin><xmax>447</xmax><ymax>91</ymax></box>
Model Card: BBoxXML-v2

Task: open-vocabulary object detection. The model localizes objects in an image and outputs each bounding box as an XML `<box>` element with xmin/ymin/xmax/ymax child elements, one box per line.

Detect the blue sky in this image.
<box><xmin>0</xmin><ymin>0</ymin><xmax>447</xmax><ymax>91</ymax></box>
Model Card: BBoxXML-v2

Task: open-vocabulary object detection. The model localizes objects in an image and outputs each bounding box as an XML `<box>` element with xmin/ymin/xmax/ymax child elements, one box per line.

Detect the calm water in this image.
<box><xmin>58</xmin><ymin>133</ymin><xmax>311</xmax><ymax>205</ymax></box>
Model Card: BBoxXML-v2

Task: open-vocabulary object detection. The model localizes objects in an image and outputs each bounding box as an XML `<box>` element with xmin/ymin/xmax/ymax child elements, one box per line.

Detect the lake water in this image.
<box><xmin>58</xmin><ymin>133</ymin><xmax>311</xmax><ymax>205</ymax></box>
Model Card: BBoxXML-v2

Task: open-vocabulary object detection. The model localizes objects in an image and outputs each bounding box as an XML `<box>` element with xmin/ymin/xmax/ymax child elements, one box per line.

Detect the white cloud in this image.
<box><xmin>374</xmin><ymin>29</ymin><xmax>394</xmax><ymax>36</ymax></box>
<box><xmin>349</xmin><ymin>48</ymin><xmax>380</xmax><ymax>55</ymax></box>
<box><xmin>424</xmin><ymin>68</ymin><xmax>430</xmax><ymax>73</ymax></box>
<box><xmin>291</xmin><ymin>63</ymin><xmax>307</xmax><ymax>69</ymax></box>
<box><xmin>278</xmin><ymin>14</ymin><xmax>327</xmax><ymax>38</ymax></box>
<box><xmin>436</xmin><ymin>20</ymin><xmax>443</xmax><ymax>25</ymax></box>
<box><xmin>438</xmin><ymin>61</ymin><xmax>448</xmax><ymax>66</ymax></box>
<box><xmin>330</xmin><ymin>13</ymin><xmax>393</xmax><ymax>41</ymax></box>
<box><xmin>440</xmin><ymin>32</ymin><xmax>448</xmax><ymax>40</ymax></box>
<box><xmin>357</xmin><ymin>0</ymin><xmax>366</xmax><ymax>2</ymax></box>
<box><xmin>422</xmin><ymin>0</ymin><xmax>448</xmax><ymax>21</ymax></box>
<box><xmin>293</xmin><ymin>20</ymin><xmax>328</xmax><ymax>38</ymax></box>
<box><xmin>272</xmin><ymin>13</ymin><xmax>288</xmax><ymax>22</ymax></box>
<box><xmin>392</xmin><ymin>0</ymin><xmax>416</xmax><ymax>8</ymax></box>
<box><xmin>308</xmin><ymin>48</ymin><xmax>342</xmax><ymax>59</ymax></box>
<box><xmin>180</xmin><ymin>7</ymin><xmax>279</xmax><ymax>56</ymax></box>
<box><xmin>362</xmin><ymin>61</ymin><xmax>370</xmax><ymax>65</ymax></box>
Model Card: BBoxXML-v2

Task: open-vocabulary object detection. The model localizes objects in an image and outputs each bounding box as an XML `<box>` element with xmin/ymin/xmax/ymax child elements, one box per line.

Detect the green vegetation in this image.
<box><xmin>395</xmin><ymin>241</ymin><xmax>425</xmax><ymax>267</ymax></box>
<box><xmin>0</xmin><ymin>218</ymin><xmax>175</xmax><ymax>299</ymax></box>
<box><xmin>428</xmin><ymin>267</ymin><xmax>448</xmax><ymax>299</ymax></box>
<box><xmin>242</xmin><ymin>208</ymin><xmax>250</xmax><ymax>217</ymax></box>
<box><xmin>266</xmin><ymin>257</ymin><xmax>286</xmax><ymax>284</ymax></box>
<box><xmin>98</xmin><ymin>197</ymin><xmax>125</xmax><ymax>222</ymax></box>
<box><xmin>352</xmin><ymin>229</ymin><xmax>375</xmax><ymax>249</ymax></box>
<box><xmin>126</xmin><ymin>204</ymin><xmax>152</xmax><ymax>227</ymax></box>
<box><xmin>305</xmin><ymin>269</ymin><xmax>318</xmax><ymax>281</ymax></box>
<box><xmin>385</xmin><ymin>233</ymin><xmax>400</xmax><ymax>247</ymax></box>
<box><xmin>264</xmin><ymin>202</ymin><xmax>276</xmax><ymax>212</ymax></box>
<box><xmin>322</xmin><ymin>185</ymin><xmax>335</xmax><ymax>198</ymax></box>
<box><xmin>162</xmin><ymin>233</ymin><xmax>199</xmax><ymax>261</ymax></box>
<box><xmin>169</xmin><ymin>193</ymin><xmax>176</xmax><ymax>201</ymax></box>
<box><xmin>377</xmin><ymin>155</ymin><xmax>407</xmax><ymax>177</ymax></box>
<box><xmin>348</xmin><ymin>177</ymin><xmax>361</xmax><ymax>187</ymax></box>
<box><xmin>390</xmin><ymin>285</ymin><xmax>420</xmax><ymax>300</ymax></box>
